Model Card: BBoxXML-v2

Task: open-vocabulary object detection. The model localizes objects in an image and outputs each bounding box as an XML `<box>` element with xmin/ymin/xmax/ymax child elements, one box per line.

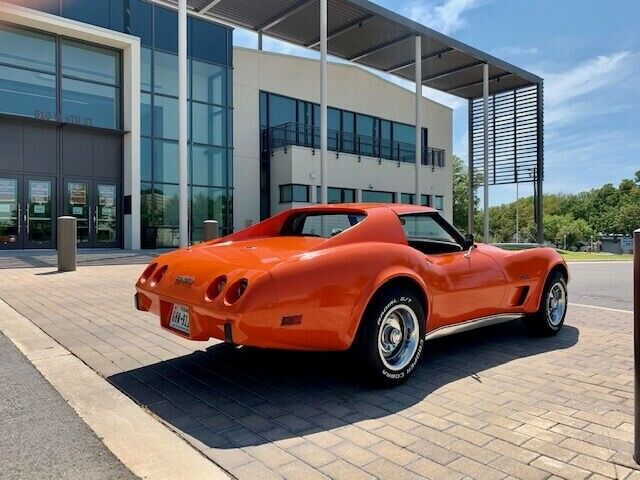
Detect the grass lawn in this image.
<box><xmin>557</xmin><ymin>250</ymin><xmax>633</xmax><ymax>262</ymax></box>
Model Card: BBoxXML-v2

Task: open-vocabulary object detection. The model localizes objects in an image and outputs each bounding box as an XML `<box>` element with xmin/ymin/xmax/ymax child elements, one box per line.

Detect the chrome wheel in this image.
<box><xmin>546</xmin><ymin>281</ymin><xmax>567</xmax><ymax>326</ymax></box>
<box><xmin>377</xmin><ymin>304</ymin><xmax>420</xmax><ymax>371</ymax></box>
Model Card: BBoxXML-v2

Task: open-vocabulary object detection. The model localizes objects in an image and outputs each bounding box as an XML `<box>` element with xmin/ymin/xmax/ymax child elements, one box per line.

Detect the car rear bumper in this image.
<box><xmin>134</xmin><ymin>289</ymin><xmax>352</xmax><ymax>351</ymax></box>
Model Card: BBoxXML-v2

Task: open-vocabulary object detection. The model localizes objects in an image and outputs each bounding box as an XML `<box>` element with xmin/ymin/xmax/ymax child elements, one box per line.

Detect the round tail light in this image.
<box><xmin>139</xmin><ymin>262</ymin><xmax>157</xmax><ymax>284</ymax></box>
<box><xmin>225</xmin><ymin>278</ymin><xmax>248</xmax><ymax>304</ymax></box>
<box><xmin>150</xmin><ymin>265</ymin><xmax>168</xmax><ymax>286</ymax></box>
<box><xmin>205</xmin><ymin>275</ymin><xmax>227</xmax><ymax>301</ymax></box>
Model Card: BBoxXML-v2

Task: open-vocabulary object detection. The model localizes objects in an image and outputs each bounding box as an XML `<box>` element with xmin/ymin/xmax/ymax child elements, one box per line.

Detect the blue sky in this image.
<box><xmin>233</xmin><ymin>0</ymin><xmax>640</xmax><ymax>206</ymax></box>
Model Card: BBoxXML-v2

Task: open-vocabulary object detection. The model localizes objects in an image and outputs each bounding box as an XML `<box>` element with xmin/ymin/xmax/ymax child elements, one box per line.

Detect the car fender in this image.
<box><xmin>348</xmin><ymin>259</ymin><xmax>432</xmax><ymax>348</ymax></box>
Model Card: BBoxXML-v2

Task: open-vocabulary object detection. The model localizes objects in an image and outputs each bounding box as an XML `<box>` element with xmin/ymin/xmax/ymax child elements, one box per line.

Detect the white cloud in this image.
<box><xmin>542</xmin><ymin>51</ymin><xmax>639</xmax><ymax>125</ymax></box>
<box><xmin>402</xmin><ymin>0</ymin><xmax>485</xmax><ymax>35</ymax></box>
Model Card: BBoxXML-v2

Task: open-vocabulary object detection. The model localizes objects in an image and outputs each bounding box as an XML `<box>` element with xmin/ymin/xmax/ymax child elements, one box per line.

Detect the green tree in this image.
<box><xmin>451</xmin><ymin>155</ymin><xmax>480</xmax><ymax>233</ymax></box>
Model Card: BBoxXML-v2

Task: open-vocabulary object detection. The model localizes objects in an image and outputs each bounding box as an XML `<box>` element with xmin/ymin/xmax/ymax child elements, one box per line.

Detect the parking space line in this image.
<box><xmin>569</xmin><ymin>302</ymin><xmax>633</xmax><ymax>314</ymax></box>
<box><xmin>0</xmin><ymin>299</ymin><xmax>230</xmax><ymax>480</ymax></box>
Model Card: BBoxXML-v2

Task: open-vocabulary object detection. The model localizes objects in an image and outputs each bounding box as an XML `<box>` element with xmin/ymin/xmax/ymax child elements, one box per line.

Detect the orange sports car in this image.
<box><xmin>135</xmin><ymin>204</ymin><xmax>568</xmax><ymax>386</ymax></box>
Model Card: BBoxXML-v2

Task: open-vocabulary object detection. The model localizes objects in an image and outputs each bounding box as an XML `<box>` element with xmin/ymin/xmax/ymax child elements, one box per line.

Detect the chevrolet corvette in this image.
<box><xmin>135</xmin><ymin>204</ymin><xmax>568</xmax><ymax>386</ymax></box>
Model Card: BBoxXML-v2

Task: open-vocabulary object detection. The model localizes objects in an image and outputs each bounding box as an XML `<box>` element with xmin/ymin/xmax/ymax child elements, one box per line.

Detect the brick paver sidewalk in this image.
<box><xmin>0</xmin><ymin>264</ymin><xmax>637</xmax><ymax>480</ymax></box>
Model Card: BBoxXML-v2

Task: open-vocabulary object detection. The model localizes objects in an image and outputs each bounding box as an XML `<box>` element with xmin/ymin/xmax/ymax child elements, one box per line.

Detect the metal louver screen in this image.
<box><xmin>471</xmin><ymin>84</ymin><xmax>542</xmax><ymax>185</ymax></box>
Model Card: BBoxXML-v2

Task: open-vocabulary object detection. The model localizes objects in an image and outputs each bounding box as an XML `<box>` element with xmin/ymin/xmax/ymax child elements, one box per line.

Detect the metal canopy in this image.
<box><xmin>179</xmin><ymin>0</ymin><xmax>541</xmax><ymax>99</ymax></box>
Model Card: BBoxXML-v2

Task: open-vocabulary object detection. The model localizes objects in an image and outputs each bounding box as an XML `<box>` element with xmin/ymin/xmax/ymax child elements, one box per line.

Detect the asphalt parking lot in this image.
<box><xmin>567</xmin><ymin>261</ymin><xmax>633</xmax><ymax>311</ymax></box>
<box><xmin>0</xmin><ymin>257</ymin><xmax>636</xmax><ymax>480</ymax></box>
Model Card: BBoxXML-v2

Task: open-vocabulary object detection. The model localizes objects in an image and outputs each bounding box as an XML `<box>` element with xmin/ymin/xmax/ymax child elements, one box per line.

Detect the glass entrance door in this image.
<box><xmin>95</xmin><ymin>182</ymin><xmax>119</xmax><ymax>248</ymax></box>
<box><xmin>64</xmin><ymin>179</ymin><xmax>120</xmax><ymax>248</ymax></box>
<box><xmin>24</xmin><ymin>177</ymin><xmax>55</xmax><ymax>249</ymax></box>
<box><xmin>0</xmin><ymin>176</ymin><xmax>19</xmax><ymax>249</ymax></box>
<box><xmin>0</xmin><ymin>175</ymin><xmax>55</xmax><ymax>249</ymax></box>
<box><xmin>65</xmin><ymin>180</ymin><xmax>91</xmax><ymax>246</ymax></box>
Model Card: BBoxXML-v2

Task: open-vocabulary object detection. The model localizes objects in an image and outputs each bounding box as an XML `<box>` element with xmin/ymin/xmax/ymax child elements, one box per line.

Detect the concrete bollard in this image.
<box><xmin>203</xmin><ymin>220</ymin><xmax>219</xmax><ymax>242</ymax></box>
<box><xmin>57</xmin><ymin>216</ymin><xmax>77</xmax><ymax>272</ymax></box>
<box><xmin>634</xmin><ymin>229</ymin><xmax>640</xmax><ymax>463</ymax></box>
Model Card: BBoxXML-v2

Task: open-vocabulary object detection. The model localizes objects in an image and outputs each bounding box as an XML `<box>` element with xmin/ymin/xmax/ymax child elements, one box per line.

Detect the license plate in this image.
<box><xmin>169</xmin><ymin>304</ymin><xmax>190</xmax><ymax>334</ymax></box>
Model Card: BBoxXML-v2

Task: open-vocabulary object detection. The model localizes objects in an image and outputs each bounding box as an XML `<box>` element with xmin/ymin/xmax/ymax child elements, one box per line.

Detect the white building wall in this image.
<box><xmin>233</xmin><ymin>47</ymin><xmax>454</xmax><ymax>230</ymax></box>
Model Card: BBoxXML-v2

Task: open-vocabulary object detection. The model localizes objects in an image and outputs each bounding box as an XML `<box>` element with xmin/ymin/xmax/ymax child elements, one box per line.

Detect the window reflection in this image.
<box><xmin>153</xmin><ymin>51</ymin><xmax>178</xmax><ymax>97</ymax></box>
<box><xmin>0</xmin><ymin>66</ymin><xmax>56</xmax><ymax>119</ymax></box>
<box><xmin>61</xmin><ymin>78</ymin><xmax>119</xmax><ymax>129</ymax></box>
<box><xmin>153</xmin><ymin>95</ymin><xmax>178</xmax><ymax>140</ymax></box>
<box><xmin>61</xmin><ymin>39</ymin><xmax>120</xmax><ymax>85</ymax></box>
<box><xmin>0</xmin><ymin>24</ymin><xmax>55</xmax><ymax>72</ymax></box>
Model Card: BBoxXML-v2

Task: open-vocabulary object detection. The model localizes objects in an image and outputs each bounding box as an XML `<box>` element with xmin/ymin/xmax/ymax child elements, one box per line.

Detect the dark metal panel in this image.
<box><xmin>23</xmin><ymin>124</ymin><xmax>57</xmax><ymax>175</ymax></box>
<box><xmin>62</xmin><ymin>129</ymin><xmax>93</xmax><ymax>177</ymax></box>
<box><xmin>184</xmin><ymin>0</ymin><xmax>543</xmax><ymax>99</ymax></box>
<box><xmin>92</xmin><ymin>132</ymin><xmax>123</xmax><ymax>180</ymax></box>
<box><xmin>0</xmin><ymin>119</ymin><xmax>24</xmax><ymax>173</ymax></box>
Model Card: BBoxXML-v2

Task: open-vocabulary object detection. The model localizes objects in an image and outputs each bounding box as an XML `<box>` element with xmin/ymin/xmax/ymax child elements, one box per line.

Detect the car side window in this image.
<box><xmin>400</xmin><ymin>214</ymin><xmax>457</xmax><ymax>243</ymax></box>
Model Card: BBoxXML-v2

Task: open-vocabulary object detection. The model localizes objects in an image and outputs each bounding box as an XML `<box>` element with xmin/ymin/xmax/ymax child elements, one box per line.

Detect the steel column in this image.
<box><xmin>536</xmin><ymin>82</ymin><xmax>544</xmax><ymax>244</ymax></box>
<box><xmin>258</xmin><ymin>32</ymin><xmax>263</xmax><ymax>50</ymax></box>
<box><xmin>482</xmin><ymin>63</ymin><xmax>489</xmax><ymax>242</ymax></box>
<box><xmin>634</xmin><ymin>228</ymin><xmax>640</xmax><ymax>464</ymax></box>
<box><xmin>319</xmin><ymin>0</ymin><xmax>328</xmax><ymax>204</ymax></box>
<box><xmin>178</xmin><ymin>0</ymin><xmax>188</xmax><ymax>248</ymax></box>
<box><xmin>467</xmin><ymin>99</ymin><xmax>474</xmax><ymax>234</ymax></box>
<box><xmin>414</xmin><ymin>35</ymin><xmax>422</xmax><ymax>205</ymax></box>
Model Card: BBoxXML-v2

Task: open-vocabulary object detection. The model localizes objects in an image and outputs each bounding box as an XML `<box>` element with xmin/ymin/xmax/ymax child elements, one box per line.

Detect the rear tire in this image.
<box><xmin>354</xmin><ymin>287</ymin><xmax>425</xmax><ymax>387</ymax></box>
<box><xmin>524</xmin><ymin>271</ymin><xmax>567</xmax><ymax>336</ymax></box>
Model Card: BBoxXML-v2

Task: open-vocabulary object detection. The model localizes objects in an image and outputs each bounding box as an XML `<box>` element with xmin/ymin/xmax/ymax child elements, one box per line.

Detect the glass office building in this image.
<box><xmin>0</xmin><ymin>0</ymin><xmax>233</xmax><ymax>249</ymax></box>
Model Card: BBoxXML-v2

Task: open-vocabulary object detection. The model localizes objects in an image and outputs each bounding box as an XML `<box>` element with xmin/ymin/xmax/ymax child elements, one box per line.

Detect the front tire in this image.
<box><xmin>524</xmin><ymin>271</ymin><xmax>568</xmax><ymax>336</ymax></box>
<box><xmin>354</xmin><ymin>287</ymin><xmax>425</xmax><ymax>387</ymax></box>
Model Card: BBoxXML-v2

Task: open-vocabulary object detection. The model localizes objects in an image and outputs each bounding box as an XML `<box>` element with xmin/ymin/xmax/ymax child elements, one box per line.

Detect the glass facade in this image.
<box><xmin>0</xmin><ymin>24</ymin><xmax>120</xmax><ymax>129</ymax></box>
<box><xmin>260</xmin><ymin>91</ymin><xmax>427</xmax><ymax>160</ymax></box>
<box><xmin>4</xmin><ymin>0</ymin><xmax>235</xmax><ymax>247</ymax></box>
<box><xmin>136</xmin><ymin>3</ymin><xmax>234</xmax><ymax>246</ymax></box>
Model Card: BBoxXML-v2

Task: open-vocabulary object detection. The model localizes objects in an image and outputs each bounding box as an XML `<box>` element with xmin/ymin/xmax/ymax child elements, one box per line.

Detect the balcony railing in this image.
<box><xmin>262</xmin><ymin>122</ymin><xmax>445</xmax><ymax>168</ymax></box>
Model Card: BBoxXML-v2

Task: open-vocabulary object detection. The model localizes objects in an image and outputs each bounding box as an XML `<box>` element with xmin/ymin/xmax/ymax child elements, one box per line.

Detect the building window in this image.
<box><xmin>0</xmin><ymin>24</ymin><xmax>56</xmax><ymax>72</ymax></box>
<box><xmin>191</xmin><ymin>59</ymin><xmax>226</xmax><ymax>105</ymax></box>
<box><xmin>434</xmin><ymin>195</ymin><xmax>444</xmax><ymax>210</ymax></box>
<box><xmin>191</xmin><ymin>145</ymin><xmax>227</xmax><ymax>187</ymax></box>
<box><xmin>153</xmin><ymin>140</ymin><xmax>179</xmax><ymax>184</ymax></box>
<box><xmin>280</xmin><ymin>184</ymin><xmax>310</xmax><ymax>203</ymax></box>
<box><xmin>362</xmin><ymin>190</ymin><xmax>395</xmax><ymax>203</ymax></box>
<box><xmin>401</xmin><ymin>193</ymin><xmax>430</xmax><ymax>206</ymax></box>
<box><xmin>60</xmin><ymin>39</ymin><xmax>121</xmax><ymax>129</ymax></box>
<box><xmin>61</xmin><ymin>39</ymin><xmax>119</xmax><ymax>85</ymax></box>
<box><xmin>192</xmin><ymin>103</ymin><xmax>225</xmax><ymax>146</ymax></box>
<box><xmin>61</xmin><ymin>77</ymin><xmax>120</xmax><ymax>129</ymax></box>
<box><xmin>316</xmin><ymin>187</ymin><xmax>356</xmax><ymax>204</ymax></box>
<box><xmin>0</xmin><ymin>25</ymin><xmax>56</xmax><ymax>120</ymax></box>
<box><xmin>153</xmin><ymin>50</ymin><xmax>178</xmax><ymax>97</ymax></box>
<box><xmin>152</xmin><ymin>94</ymin><xmax>178</xmax><ymax>140</ymax></box>
<box><xmin>269</xmin><ymin>93</ymin><xmax>297</xmax><ymax>128</ymax></box>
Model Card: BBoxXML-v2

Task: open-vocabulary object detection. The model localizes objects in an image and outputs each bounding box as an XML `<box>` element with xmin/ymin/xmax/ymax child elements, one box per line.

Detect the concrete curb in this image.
<box><xmin>0</xmin><ymin>299</ymin><xmax>230</xmax><ymax>480</ymax></box>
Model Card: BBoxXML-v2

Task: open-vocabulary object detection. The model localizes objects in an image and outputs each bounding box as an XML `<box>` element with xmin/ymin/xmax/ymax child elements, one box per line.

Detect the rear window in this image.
<box><xmin>281</xmin><ymin>212</ymin><xmax>365</xmax><ymax>238</ymax></box>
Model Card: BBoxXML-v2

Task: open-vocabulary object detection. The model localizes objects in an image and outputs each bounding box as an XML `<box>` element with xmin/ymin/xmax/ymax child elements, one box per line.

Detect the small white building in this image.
<box><xmin>233</xmin><ymin>47</ymin><xmax>453</xmax><ymax>231</ymax></box>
